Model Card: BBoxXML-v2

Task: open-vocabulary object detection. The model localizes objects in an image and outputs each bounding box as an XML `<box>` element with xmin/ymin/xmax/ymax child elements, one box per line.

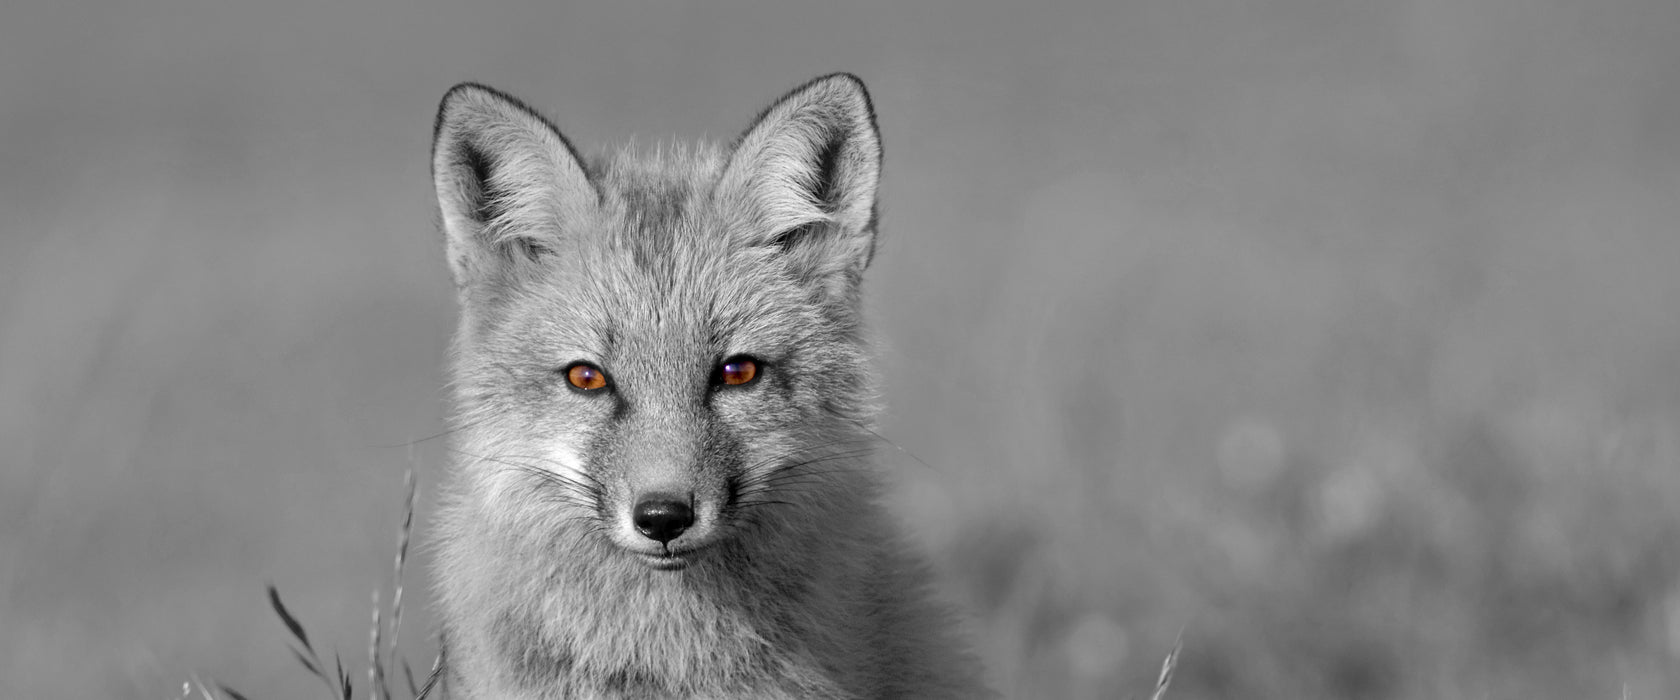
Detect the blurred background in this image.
<box><xmin>4</xmin><ymin>1</ymin><xmax>1679</xmax><ymax>697</ymax></box>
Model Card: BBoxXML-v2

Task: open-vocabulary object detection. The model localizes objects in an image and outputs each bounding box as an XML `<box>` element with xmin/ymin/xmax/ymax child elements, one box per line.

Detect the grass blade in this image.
<box><xmin>268</xmin><ymin>584</ymin><xmax>315</xmax><ymax>655</ymax></box>
<box><xmin>336</xmin><ymin>651</ymin><xmax>351</xmax><ymax>699</ymax></box>
<box><xmin>216</xmin><ymin>684</ymin><xmax>253</xmax><ymax>700</ymax></box>
<box><xmin>1149</xmin><ymin>629</ymin><xmax>1183</xmax><ymax>700</ymax></box>
<box><xmin>402</xmin><ymin>657</ymin><xmax>419</xmax><ymax>698</ymax></box>
<box><xmin>415</xmin><ymin>650</ymin><xmax>445</xmax><ymax>700</ymax></box>
<box><xmin>290</xmin><ymin>646</ymin><xmax>341</xmax><ymax>700</ymax></box>
<box><xmin>382</xmin><ymin>469</ymin><xmax>417</xmax><ymax>700</ymax></box>
<box><xmin>274</xmin><ymin>583</ymin><xmax>340</xmax><ymax>700</ymax></box>
<box><xmin>368</xmin><ymin>588</ymin><xmax>383</xmax><ymax>700</ymax></box>
<box><xmin>291</xmin><ymin>648</ymin><xmax>324</xmax><ymax>680</ymax></box>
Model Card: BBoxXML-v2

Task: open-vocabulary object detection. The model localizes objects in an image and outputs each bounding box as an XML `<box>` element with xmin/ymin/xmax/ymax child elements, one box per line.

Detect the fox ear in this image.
<box><xmin>432</xmin><ymin>83</ymin><xmax>597</xmax><ymax>291</ymax></box>
<box><xmin>717</xmin><ymin>74</ymin><xmax>882</xmax><ymax>300</ymax></box>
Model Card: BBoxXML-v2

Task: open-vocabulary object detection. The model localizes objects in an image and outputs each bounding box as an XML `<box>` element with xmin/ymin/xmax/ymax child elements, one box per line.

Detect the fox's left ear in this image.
<box><xmin>717</xmin><ymin>73</ymin><xmax>882</xmax><ymax>301</ymax></box>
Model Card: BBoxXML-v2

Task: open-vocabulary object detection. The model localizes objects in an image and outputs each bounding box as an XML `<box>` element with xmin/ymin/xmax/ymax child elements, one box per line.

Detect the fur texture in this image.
<box><xmin>428</xmin><ymin>74</ymin><xmax>987</xmax><ymax>699</ymax></box>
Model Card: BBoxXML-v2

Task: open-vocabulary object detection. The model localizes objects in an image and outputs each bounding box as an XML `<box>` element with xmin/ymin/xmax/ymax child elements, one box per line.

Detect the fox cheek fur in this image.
<box><xmin>428</xmin><ymin>74</ymin><xmax>989</xmax><ymax>698</ymax></box>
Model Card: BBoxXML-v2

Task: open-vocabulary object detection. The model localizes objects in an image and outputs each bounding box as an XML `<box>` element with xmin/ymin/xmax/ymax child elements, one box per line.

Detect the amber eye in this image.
<box><xmin>565</xmin><ymin>363</ymin><xmax>609</xmax><ymax>391</ymax></box>
<box><xmin>718</xmin><ymin>357</ymin><xmax>760</xmax><ymax>387</ymax></box>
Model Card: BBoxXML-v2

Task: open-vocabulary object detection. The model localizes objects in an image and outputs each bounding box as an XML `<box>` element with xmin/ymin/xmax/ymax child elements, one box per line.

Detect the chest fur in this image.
<box><xmin>442</xmin><ymin>530</ymin><xmax>871</xmax><ymax>698</ymax></box>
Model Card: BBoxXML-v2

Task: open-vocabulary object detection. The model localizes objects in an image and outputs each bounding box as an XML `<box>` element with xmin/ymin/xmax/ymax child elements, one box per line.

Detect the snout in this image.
<box><xmin>611</xmin><ymin>487</ymin><xmax>724</xmax><ymax>569</ymax></box>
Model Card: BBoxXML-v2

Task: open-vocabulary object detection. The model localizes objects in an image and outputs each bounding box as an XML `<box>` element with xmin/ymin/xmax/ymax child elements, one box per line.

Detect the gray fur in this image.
<box><xmin>429</xmin><ymin>74</ymin><xmax>988</xmax><ymax>699</ymax></box>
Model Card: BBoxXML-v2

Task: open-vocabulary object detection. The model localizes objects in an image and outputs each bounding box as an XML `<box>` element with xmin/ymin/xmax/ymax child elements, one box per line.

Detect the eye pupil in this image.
<box><xmin>721</xmin><ymin>358</ymin><xmax>758</xmax><ymax>386</ymax></box>
<box><xmin>566</xmin><ymin>363</ymin><xmax>608</xmax><ymax>391</ymax></box>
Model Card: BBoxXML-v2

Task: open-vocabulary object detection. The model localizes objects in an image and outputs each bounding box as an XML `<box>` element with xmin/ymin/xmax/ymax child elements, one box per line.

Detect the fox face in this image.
<box><xmin>432</xmin><ymin>75</ymin><xmax>883</xmax><ymax>572</ymax></box>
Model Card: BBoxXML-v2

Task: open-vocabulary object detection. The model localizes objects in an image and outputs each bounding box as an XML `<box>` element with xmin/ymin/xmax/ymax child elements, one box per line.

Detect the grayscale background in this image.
<box><xmin>4</xmin><ymin>1</ymin><xmax>1678</xmax><ymax>698</ymax></box>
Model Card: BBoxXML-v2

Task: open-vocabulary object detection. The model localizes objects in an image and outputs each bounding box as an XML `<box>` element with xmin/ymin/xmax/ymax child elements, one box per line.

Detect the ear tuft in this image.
<box><xmin>809</xmin><ymin>130</ymin><xmax>844</xmax><ymax>209</ymax></box>
<box><xmin>456</xmin><ymin>141</ymin><xmax>496</xmax><ymax>223</ymax></box>
<box><xmin>717</xmin><ymin>73</ymin><xmax>884</xmax><ymax>300</ymax></box>
<box><xmin>431</xmin><ymin>83</ymin><xmax>596</xmax><ymax>290</ymax></box>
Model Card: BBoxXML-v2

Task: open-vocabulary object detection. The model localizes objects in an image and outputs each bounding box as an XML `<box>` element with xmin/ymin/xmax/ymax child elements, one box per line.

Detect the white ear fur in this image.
<box><xmin>716</xmin><ymin>74</ymin><xmax>883</xmax><ymax>285</ymax></box>
<box><xmin>432</xmin><ymin>83</ymin><xmax>597</xmax><ymax>289</ymax></box>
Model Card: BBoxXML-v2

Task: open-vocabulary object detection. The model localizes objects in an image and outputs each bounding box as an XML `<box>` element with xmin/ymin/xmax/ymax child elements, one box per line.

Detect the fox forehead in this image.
<box><xmin>483</xmin><ymin>151</ymin><xmax>819</xmax><ymax>372</ymax></box>
<box><xmin>500</xmin><ymin>256</ymin><xmax>811</xmax><ymax>368</ymax></box>
<box><xmin>591</xmin><ymin>143</ymin><xmax>727</xmax><ymax>253</ymax></box>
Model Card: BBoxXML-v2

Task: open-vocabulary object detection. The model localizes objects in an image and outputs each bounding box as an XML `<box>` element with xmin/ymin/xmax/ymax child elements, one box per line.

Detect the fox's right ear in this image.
<box><xmin>431</xmin><ymin>83</ymin><xmax>597</xmax><ymax>291</ymax></box>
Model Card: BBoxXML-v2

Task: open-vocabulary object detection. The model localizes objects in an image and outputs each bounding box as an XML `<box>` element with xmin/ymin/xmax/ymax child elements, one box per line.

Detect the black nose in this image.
<box><xmin>632</xmin><ymin>495</ymin><xmax>694</xmax><ymax>544</ymax></box>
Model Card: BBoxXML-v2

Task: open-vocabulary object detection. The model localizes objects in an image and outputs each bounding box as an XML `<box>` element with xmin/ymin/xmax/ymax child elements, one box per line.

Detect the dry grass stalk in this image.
<box><xmin>203</xmin><ymin>469</ymin><xmax>437</xmax><ymax>700</ymax></box>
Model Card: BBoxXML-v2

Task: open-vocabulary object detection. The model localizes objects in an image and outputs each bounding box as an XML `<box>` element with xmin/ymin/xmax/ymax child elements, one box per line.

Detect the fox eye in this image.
<box><xmin>717</xmin><ymin>356</ymin><xmax>760</xmax><ymax>387</ymax></box>
<box><xmin>564</xmin><ymin>362</ymin><xmax>610</xmax><ymax>392</ymax></box>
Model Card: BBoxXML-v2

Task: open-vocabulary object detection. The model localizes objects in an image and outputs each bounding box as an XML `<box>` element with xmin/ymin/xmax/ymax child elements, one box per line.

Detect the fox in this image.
<box><xmin>427</xmin><ymin>74</ymin><xmax>989</xmax><ymax>699</ymax></box>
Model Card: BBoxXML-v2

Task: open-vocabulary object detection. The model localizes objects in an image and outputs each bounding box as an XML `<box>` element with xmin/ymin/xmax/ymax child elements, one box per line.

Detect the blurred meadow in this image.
<box><xmin>4</xmin><ymin>0</ymin><xmax>1680</xmax><ymax>697</ymax></box>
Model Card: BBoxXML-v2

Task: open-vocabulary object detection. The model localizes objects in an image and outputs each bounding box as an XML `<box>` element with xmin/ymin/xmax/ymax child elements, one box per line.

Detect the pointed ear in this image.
<box><xmin>716</xmin><ymin>73</ymin><xmax>883</xmax><ymax>300</ymax></box>
<box><xmin>431</xmin><ymin>83</ymin><xmax>597</xmax><ymax>290</ymax></box>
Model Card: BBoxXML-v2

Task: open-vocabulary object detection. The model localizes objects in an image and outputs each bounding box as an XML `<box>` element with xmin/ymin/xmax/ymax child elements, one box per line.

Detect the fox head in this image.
<box><xmin>431</xmin><ymin>75</ymin><xmax>884</xmax><ymax>572</ymax></box>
